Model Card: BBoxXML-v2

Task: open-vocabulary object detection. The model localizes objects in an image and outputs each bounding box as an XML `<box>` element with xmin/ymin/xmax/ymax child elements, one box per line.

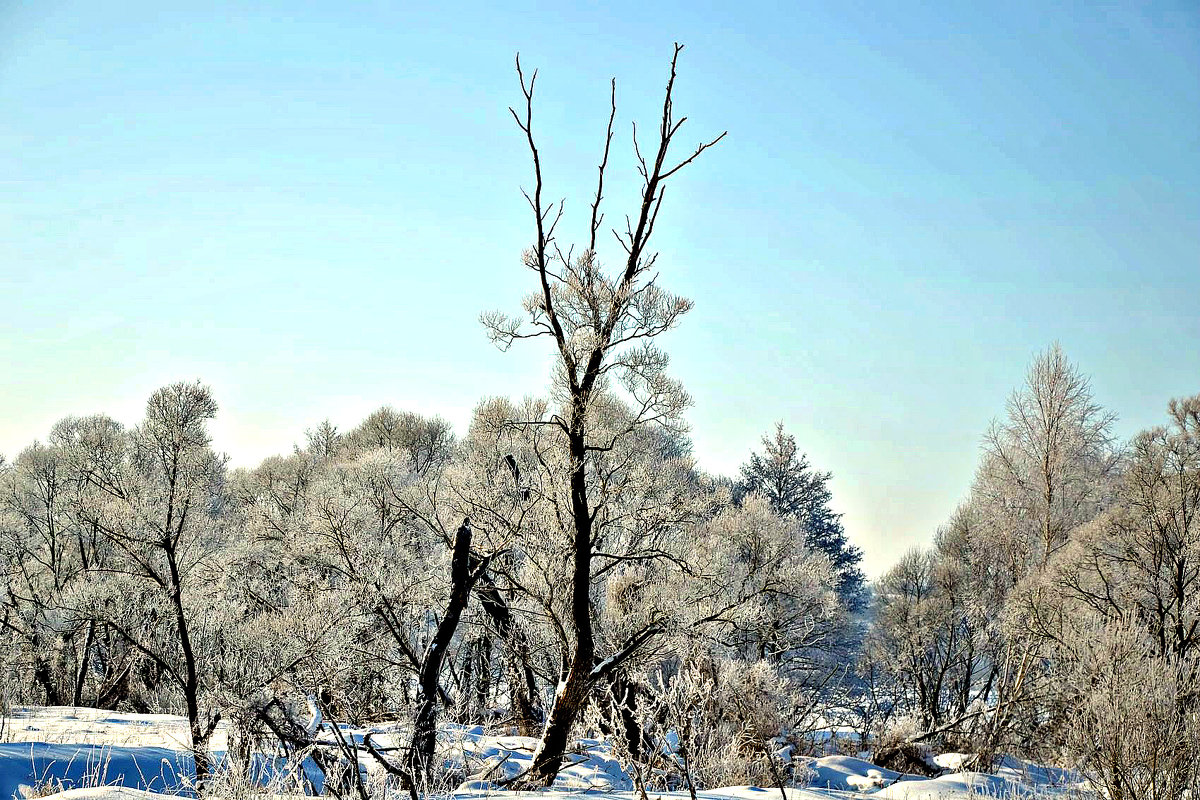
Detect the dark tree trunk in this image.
<box><xmin>33</xmin><ymin>654</ymin><xmax>64</xmax><ymax>706</ymax></box>
<box><xmin>525</xmin><ymin>658</ymin><xmax>593</xmax><ymax>786</ymax></box>
<box><xmin>72</xmin><ymin>620</ymin><xmax>96</xmax><ymax>707</ymax></box>
<box><xmin>521</xmin><ymin>430</ymin><xmax>596</xmax><ymax>787</ymax></box>
<box><xmin>96</xmin><ymin>660</ymin><xmax>132</xmax><ymax>710</ymax></box>
<box><xmin>512</xmin><ymin>650</ymin><xmax>542</xmax><ymax>737</ymax></box>
<box><xmin>407</xmin><ymin>520</ymin><xmax>486</xmax><ymax>783</ymax></box>
<box><xmin>165</xmin><ymin>543</ymin><xmax>213</xmax><ymax>790</ymax></box>
<box><xmin>474</xmin><ymin>637</ymin><xmax>492</xmax><ymax>717</ymax></box>
<box><xmin>460</xmin><ymin>647</ymin><xmax>475</xmax><ymax>718</ymax></box>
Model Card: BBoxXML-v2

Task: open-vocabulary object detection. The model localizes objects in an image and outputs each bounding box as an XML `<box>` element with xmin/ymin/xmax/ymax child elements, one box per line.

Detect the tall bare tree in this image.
<box><xmin>978</xmin><ymin>343</ymin><xmax>1120</xmax><ymax>568</ymax></box>
<box><xmin>481</xmin><ymin>43</ymin><xmax>724</xmax><ymax>786</ymax></box>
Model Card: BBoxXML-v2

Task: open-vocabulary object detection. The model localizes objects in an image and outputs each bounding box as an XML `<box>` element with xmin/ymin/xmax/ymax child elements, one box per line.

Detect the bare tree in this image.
<box><xmin>481</xmin><ymin>43</ymin><xmax>724</xmax><ymax>786</ymax></box>
<box><xmin>978</xmin><ymin>343</ymin><xmax>1119</xmax><ymax>568</ymax></box>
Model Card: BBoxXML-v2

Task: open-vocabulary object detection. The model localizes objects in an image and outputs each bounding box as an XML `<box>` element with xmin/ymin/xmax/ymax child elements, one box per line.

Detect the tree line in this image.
<box><xmin>0</xmin><ymin>384</ymin><xmax>860</xmax><ymax>793</ymax></box>
<box><xmin>865</xmin><ymin>344</ymin><xmax>1200</xmax><ymax>799</ymax></box>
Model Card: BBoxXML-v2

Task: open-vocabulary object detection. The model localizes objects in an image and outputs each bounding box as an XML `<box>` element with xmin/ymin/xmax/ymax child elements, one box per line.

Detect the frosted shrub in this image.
<box><xmin>632</xmin><ymin>656</ymin><xmax>812</xmax><ymax>794</ymax></box>
<box><xmin>1064</xmin><ymin>620</ymin><xmax>1199</xmax><ymax>800</ymax></box>
<box><xmin>871</xmin><ymin>715</ymin><xmax>938</xmax><ymax>776</ymax></box>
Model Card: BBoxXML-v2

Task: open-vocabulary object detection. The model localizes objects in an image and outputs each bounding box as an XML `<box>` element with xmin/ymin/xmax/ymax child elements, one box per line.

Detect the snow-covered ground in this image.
<box><xmin>3</xmin><ymin>707</ymin><xmax>228</xmax><ymax>751</ymax></box>
<box><xmin>0</xmin><ymin>708</ymin><xmax>1091</xmax><ymax>800</ymax></box>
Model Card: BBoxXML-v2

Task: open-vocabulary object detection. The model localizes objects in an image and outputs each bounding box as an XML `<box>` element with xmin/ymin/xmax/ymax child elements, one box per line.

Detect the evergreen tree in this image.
<box><xmin>738</xmin><ymin>423</ymin><xmax>866</xmax><ymax>609</ymax></box>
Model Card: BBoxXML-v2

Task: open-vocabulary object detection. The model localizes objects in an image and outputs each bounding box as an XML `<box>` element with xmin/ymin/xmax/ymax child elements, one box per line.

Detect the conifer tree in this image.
<box><xmin>739</xmin><ymin>423</ymin><xmax>865</xmax><ymax>609</ymax></box>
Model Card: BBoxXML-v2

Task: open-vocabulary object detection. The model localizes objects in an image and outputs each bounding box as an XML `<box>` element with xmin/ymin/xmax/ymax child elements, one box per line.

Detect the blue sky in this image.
<box><xmin>2</xmin><ymin>1</ymin><xmax>1197</xmax><ymax>575</ymax></box>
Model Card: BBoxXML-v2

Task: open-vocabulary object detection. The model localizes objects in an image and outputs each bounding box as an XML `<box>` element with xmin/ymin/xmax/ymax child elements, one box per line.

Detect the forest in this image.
<box><xmin>2</xmin><ymin>44</ymin><xmax>1197</xmax><ymax>800</ymax></box>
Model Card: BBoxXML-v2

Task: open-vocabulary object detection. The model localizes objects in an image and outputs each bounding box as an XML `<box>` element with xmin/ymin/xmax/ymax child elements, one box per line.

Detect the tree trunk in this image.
<box><xmin>521</xmin><ymin>430</ymin><xmax>595</xmax><ymax>787</ymax></box>
<box><xmin>165</xmin><ymin>544</ymin><xmax>211</xmax><ymax>790</ymax></box>
<box><xmin>407</xmin><ymin>520</ymin><xmax>482</xmax><ymax>783</ymax></box>
<box><xmin>512</xmin><ymin>650</ymin><xmax>541</xmax><ymax>737</ymax></box>
<box><xmin>187</xmin><ymin>700</ymin><xmax>213</xmax><ymax>790</ymax></box>
<box><xmin>474</xmin><ymin>637</ymin><xmax>491</xmax><ymax>718</ymax></box>
<box><xmin>72</xmin><ymin>620</ymin><xmax>95</xmax><ymax>707</ymax></box>
<box><xmin>33</xmin><ymin>654</ymin><xmax>64</xmax><ymax>706</ymax></box>
<box><xmin>524</xmin><ymin>659</ymin><xmax>593</xmax><ymax>786</ymax></box>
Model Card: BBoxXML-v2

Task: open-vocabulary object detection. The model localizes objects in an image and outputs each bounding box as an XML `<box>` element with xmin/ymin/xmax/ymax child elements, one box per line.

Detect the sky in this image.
<box><xmin>1</xmin><ymin>1</ymin><xmax>1197</xmax><ymax>577</ymax></box>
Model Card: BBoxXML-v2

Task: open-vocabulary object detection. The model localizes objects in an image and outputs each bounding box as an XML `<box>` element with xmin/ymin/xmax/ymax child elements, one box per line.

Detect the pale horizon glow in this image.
<box><xmin>2</xmin><ymin>1</ymin><xmax>1197</xmax><ymax>578</ymax></box>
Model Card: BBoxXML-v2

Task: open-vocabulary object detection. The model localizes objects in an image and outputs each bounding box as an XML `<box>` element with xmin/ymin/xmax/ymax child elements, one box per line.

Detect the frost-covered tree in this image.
<box><xmin>738</xmin><ymin>424</ymin><xmax>864</xmax><ymax>609</ymax></box>
<box><xmin>576</xmin><ymin>492</ymin><xmax>846</xmax><ymax>787</ymax></box>
<box><xmin>647</xmin><ymin>657</ymin><xmax>805</xmax><ymax>791</ymax></box>
<box><xmin>219</xmin><ymin>449</ymin><xmax>363</xmax><ymax>783</ymax></box>
<box><xmin>959</xmin><ymin>346</ymin><xmax>1121</xmax><ymax>758</ymax></box>
<box><xmin>444</xmin><ymin>397</ymin><xmax>552</xmax><ymax>736</ymax></box>
<box><xmin>992</xmin><ymin>394</ymin><xmax>1200</xmax><ymax>793</ymax></box>
<box><xmin>691</xmin><ymin>495</ymin><xmax>844</xmax><ymax>671</ymax></box>
<box><xmin>479</xmin><ymin>43</ymin><xmax>724</xmax><ymax>786</ymax></box>
<box><xmin>866</xmin><ymin>346</ymin><xmax>1123</xmax><ymax>760</ymax></box>
<box><xmin>976</xmin><ymin>343</ymin><xmax>1120</xmax><ymax>569</ymax></box>
<box><xmin>866</xmin><ymin>547</ymin><xmax>979</xmax><ymax>735</ymax></box>
<box><xmin>0</xmin><ymin>437</ymin><xmax>106</xmax><ymax>705</ymax></box>
<box><xmin>64</xmin><ymin>382</ymin><xmax>229</xmax><ymax>786</ymax></box>
<box><xmin>237</xmin><ymin>406</ymin><xmax>501</xmax><ymax>792</ymax></box>
<box><xmin>1046</xmin><ymin>394</ymin><xmax>1200</xmax><ymax>661</ymax></box>
<box><xmin>341</xmin><ymin>407</ymin><xmax>453</xmax><ymax>473</ymax></box>
<box><xmin>455</xmin><ymin>392</ymin><xmax>722</xmax><ymax>766</ymax></box>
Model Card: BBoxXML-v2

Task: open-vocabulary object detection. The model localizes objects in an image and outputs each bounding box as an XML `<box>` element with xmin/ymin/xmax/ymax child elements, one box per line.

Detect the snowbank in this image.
<box><xmin>22</xmin><ymin>788</ymin><xmax>163</xmax><ymax>800</ymax></box>
<box><xmin>875</xmin><ymin>771</ymin><xmax>1028</xmax><ymax>800</ymax></box>
<box><xmin>799</xmin><ymin>754</ymin><xmax>908</xmax><ymax>791</ymax></box>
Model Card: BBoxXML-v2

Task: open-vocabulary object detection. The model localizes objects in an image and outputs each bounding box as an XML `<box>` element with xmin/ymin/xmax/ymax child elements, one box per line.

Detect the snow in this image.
<box><xmin>3</xmin><ymin>707</ymin><xmax>226</xmax><ymax>751</ymax></box>
<box><xmin>19</xmin><ymin>789</ymin><xmax>163</xmax><ymax>800</ymax></box>
<box><xmin>797</xmin><ymin>755</ymin><xmax>906</xmax><ymax>792</ymax></box>
<box><xmin>0</xmin><ymin>707</ymin><xmax>1091</xmax><ymax>800</ymax></box>
<box><xmin>927</xmin><ymin>755</ymin><xmax>1083</xmax><ymax>796</ymax></box>
<box><xmin>875</xmin><ymin>772</ymin><xmax>1026</xmax><ymax>800</ymax></box>
<box><xmin>0</xmin><ymin>742</ymin><xmax>195</xmax><ymax>800</ymax></box>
